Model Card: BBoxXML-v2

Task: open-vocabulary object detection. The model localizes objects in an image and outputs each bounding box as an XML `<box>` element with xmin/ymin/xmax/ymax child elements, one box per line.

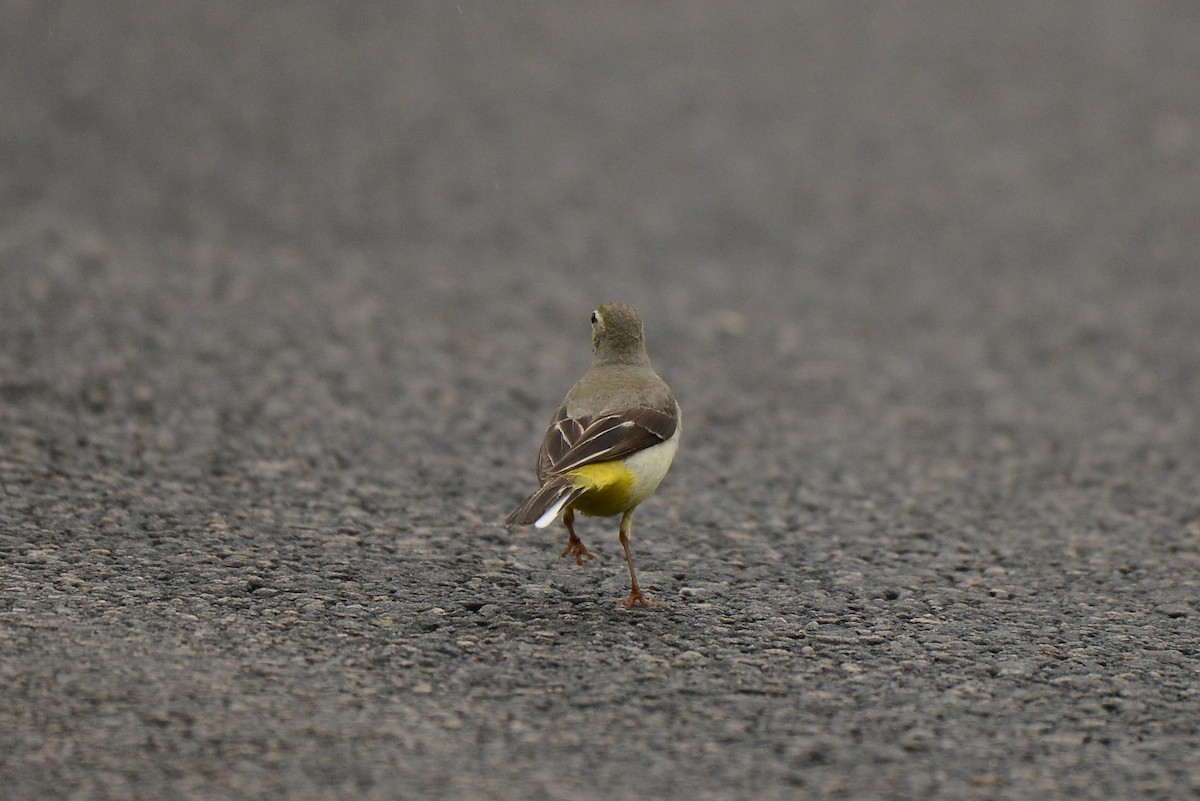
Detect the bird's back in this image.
<box><xmin>564</xmin><ymin>363</ymin><xmax>674</xmax><ymax>420</ymax></box>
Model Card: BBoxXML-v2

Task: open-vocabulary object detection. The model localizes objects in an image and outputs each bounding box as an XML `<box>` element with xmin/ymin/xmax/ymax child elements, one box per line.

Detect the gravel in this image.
<box><xmin>2</xmin><ymin>2</ymin><xmax>1199</xmax><ymax>799</ymax></box>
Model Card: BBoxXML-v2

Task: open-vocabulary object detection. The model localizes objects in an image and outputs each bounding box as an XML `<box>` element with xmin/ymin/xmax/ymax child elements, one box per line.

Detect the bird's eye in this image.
<box><xmin>590</xmin><ymin>311</ymin><xmax>599</xmax><ymax>325</ymax></box>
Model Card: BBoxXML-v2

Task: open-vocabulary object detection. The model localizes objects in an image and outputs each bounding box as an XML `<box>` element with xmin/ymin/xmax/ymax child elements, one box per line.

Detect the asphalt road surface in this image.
<box><xmin>3</xmin><ymin>3</ymin><xmax>1199</xmax><ymax>799</ymax></box>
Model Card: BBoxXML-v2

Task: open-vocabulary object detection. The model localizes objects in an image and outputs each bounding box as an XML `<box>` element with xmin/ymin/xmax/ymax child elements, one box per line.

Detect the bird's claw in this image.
<box><xmin>561</xmin><ymin>536</ymin><xmax>596</xmax><ymax>567</ymax></box>
<box><xmin>621</xmin><ymin>589</ymin><xmax>660</xmax><ymax>608</ymax></box>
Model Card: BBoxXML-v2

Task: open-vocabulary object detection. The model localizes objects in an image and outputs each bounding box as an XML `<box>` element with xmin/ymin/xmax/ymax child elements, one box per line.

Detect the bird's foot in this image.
<box><xmin>621</xmin><ymin>588</ymin><xmax>661</xmax><ymax>608</ymax></box>
<box><xmin>560</xmin><ymin>534</ymin><xmax>596</xmax><ymax>567</ymax></box>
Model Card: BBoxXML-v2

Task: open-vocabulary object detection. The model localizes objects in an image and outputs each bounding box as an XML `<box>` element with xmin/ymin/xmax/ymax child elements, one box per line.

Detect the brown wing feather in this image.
<box><xmin>536</xmin><ymin>404</ymin><xmax>584</xmax><ymax>482</ymax></box>
<box><xmin>536</xmin><ymin>402</ymin><xmax>678</xmax><ymax>479</ymax></box>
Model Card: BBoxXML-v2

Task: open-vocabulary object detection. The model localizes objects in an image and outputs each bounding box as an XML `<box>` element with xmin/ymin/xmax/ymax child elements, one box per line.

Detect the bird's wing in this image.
<box><xmin>536</xmin><ymin>401</ymin><xmax>678</xmax><ymax>481</ymax></box>
<box><xmin>536</xmin><ymin>404</ymin><xmax>580</xmax><ymax>482</ymax></box>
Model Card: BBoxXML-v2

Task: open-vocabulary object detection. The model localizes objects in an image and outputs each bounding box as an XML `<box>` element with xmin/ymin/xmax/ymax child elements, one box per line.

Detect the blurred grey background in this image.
<box><xmin>2</xmin><ymin>3</ymin><xmax>1199</xmax><ymax>799</ymax></box>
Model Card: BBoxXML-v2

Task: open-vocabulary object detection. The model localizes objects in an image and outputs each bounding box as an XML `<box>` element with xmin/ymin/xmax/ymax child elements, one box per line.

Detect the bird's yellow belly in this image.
<box><xmin>567</xmin><ymin>461</ymin><xmax>635</xmax><ymax>517</ymax></box>
<box><xmin>566</xmin><ymin>429</ymin><xmax>680</xmax><ymax>517</ymax></box>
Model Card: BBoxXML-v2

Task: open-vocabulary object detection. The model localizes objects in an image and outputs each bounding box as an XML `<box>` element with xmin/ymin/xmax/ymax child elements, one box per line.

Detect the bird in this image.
<box><xmin>506</xmin><ymin>303</ymin><xmax>681</xmax><ymax>607</ymax></box>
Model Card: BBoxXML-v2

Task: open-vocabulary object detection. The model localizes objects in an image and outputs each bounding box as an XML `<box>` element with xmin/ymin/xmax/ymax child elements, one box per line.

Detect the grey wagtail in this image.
<box><xmin>506</xmin><ymin>303</ymin><xmax>681</xmax><ymax>607</ymax></box>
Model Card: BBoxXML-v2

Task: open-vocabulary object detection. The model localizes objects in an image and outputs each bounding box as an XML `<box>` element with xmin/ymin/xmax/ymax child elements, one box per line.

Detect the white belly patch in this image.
<box><xmin>623</xmin><ymin>425</ymin><xmax>680</xmax><ymax>508</ymax></box>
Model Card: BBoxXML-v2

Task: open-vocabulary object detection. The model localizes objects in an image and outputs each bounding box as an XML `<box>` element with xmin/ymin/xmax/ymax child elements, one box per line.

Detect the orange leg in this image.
<box><xmin>559</xmin><ymin>508</ymin><xmax>595</xmax><ymax>567</ymax></box>
<box><xmin>619</xmin><ymin>510</ymin><xmax>659</xmax><ymax>607</ymax></box>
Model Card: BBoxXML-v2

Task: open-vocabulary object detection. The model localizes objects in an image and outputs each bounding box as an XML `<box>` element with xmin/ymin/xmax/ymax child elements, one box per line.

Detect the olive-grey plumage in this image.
<box><xmin>506</xmin><ymin>303</ymin><xmax>681</xmax><ymax>607</ymax></box>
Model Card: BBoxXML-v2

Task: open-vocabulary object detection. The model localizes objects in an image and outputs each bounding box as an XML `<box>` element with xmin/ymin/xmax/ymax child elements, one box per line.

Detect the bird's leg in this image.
<box><xmin>619</xmin><ymin>510</ymin><xmax>658</xmax><ymax>607</ymax></box>
<box><xmin>560</xmin><ymin>508</ymin><xmax>595</xmax><ymax>567</ymax></box>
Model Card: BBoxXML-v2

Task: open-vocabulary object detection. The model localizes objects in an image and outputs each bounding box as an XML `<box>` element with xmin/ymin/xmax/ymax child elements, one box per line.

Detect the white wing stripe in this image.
<box><xmin>556</xmin><ymin>446</ymin><xmax>620</xmax><ymax>472</ymax></box>
<box><xmin>534</xmin><ymin>489</ymin><xmax>574</xmax><ymax>528</ymax></box>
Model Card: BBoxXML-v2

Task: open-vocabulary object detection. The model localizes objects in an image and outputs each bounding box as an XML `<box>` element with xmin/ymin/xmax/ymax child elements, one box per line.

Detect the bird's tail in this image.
<box><xmin>506</xmin><ymin>477</ymin><xmax>587</xmax><ymax>529</ymax></box>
